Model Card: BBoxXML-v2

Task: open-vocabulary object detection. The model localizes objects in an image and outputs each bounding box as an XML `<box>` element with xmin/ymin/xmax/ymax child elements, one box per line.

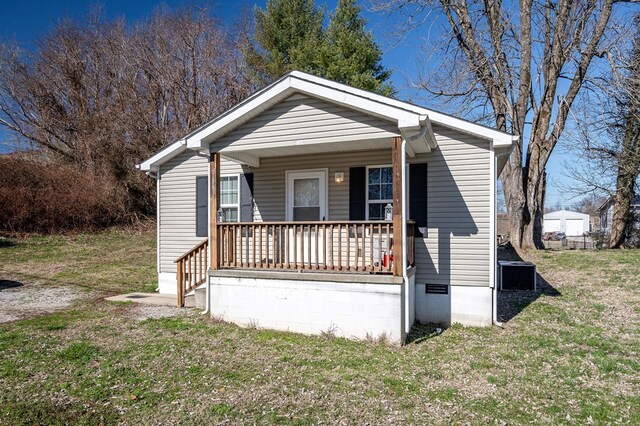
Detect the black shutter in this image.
<box><xmin>240</xmin><ymin>173</ymin><xmax>254</xmax><ymax>222</ymax></box>
<box><xmin>349</xmin><ymin>167</ymin><xmax>366</xmax><ymax>220</ymax></box>
<box><xmin>409</xmin><ymin>163</ymin><xmax>427</xmax><ymax>236</ymax></box>
<box><xmin>195</xmin><ymin>176</ymin><xmax>208</xmax><ymax>238</ymax></box>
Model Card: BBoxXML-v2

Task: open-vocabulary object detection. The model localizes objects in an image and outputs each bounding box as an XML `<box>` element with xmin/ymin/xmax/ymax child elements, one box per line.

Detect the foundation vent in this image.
<box><xmin>425</xmin><ymin>284</ymin><xmax>448</xmax><ymax>294</ymax></box>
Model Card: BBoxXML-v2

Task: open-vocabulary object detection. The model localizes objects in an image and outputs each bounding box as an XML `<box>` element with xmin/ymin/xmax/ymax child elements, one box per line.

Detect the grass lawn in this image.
<box><xmin>1</xmin><ymin>228</ymin><xmax>639</xmax><ymax>425</ymax></box>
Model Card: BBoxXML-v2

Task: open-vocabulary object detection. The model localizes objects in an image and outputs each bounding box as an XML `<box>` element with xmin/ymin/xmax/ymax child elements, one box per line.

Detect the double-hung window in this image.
<box><xmin>367</xmin><ymin>166</ymin><xmax>393</xmax><ymax>220</ymax></box>
<box><xmin>220</xmin><ymin>175</ymin><xmax>240</xmax><ymax>222</ymax></box>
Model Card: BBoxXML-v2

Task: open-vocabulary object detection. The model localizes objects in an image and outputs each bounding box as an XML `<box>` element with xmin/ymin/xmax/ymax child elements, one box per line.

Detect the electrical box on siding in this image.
<box><xmin>498</xmin><ymin>261</ymin><xmax>537</xmax><ymax>291</ymax></box>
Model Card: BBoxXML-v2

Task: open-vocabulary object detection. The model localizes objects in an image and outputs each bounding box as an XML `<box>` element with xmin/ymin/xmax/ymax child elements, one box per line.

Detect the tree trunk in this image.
<box><xmin>501</xmin><ymin>141</ymin><xmax>529</xmax><ymax>249</ymax></box>
<box><xmin>609</xmin><ymin>185</ymin><xmax>633</xmax><ymax>248</ymax></box>
<box><xmin>520</xmin><ymin>168</ymin><xmax>546</xmax><ymax>249</ymax></box>
<box><xmin>609</xmin><ymin>127</ymin><xmax>640</xmax><ymax>248</ymax></box>
<box><xmin>501</xmin><ymin>136</ymin><xmax>547</xmax><ymax>250</ymax></box>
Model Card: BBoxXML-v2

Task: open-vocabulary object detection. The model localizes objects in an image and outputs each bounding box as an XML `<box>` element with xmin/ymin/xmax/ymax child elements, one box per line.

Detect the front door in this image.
<box><xmin>286</xmin><ymin>169</ymin><xmax>328</xmax><ymax>221</ymax></box>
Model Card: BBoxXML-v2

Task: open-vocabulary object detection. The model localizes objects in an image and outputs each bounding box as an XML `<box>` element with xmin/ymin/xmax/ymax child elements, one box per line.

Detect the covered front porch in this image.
<box><xmin>175</xmin><ymin>132</ymin><xmax>426</xmax><ymax>307</ymax></box>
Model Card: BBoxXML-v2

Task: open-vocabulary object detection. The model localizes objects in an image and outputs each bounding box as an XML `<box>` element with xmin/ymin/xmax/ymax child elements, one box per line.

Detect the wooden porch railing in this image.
<box><xmin>217</xmin><ymin>221</ymin><xmax>414</xmax><ymax>274</ymax></box>
<box><xmin>175</xmin><ymin>239</ymin><xmax>208</xmax><ymax>307</ymax></box>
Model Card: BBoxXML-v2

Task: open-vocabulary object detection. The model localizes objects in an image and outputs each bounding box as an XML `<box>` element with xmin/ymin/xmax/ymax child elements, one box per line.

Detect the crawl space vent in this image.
<box><xmin>425</xmin><ymin>284</ymin><xmax>448</xmax><ymax>294</ymax></box>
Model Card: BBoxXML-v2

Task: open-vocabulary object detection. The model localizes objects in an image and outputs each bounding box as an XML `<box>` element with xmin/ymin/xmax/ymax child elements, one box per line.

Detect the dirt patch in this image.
<box><xmin>0</xmin><ymin>280</ymin><xmax>85</xmax><ymax>323</ymax></box>
<box><xmin>132</xmin><ymin>304</ymin><xmax>196</xmax><ymax>321</ymax></box>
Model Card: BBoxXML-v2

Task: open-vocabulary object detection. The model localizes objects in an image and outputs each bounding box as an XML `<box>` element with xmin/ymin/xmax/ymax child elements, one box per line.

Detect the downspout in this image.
<box><xmin>492</xmin><ymin>144</ymin><xmax>506</xmax><ymax>328</ymax></box>
<box><xmin>202</xmin><ymin>150</ymin><xmax>212</xmax><ymax>316</ymax></box>
<box><xmin>150</xmin><ymin>167</ymin><xmax>160</xmax><ymax>293</ymax></box>
<box><xmin>400</xmin><ymin>120</ymin><xmax>429</xmax><ymax>337</ymax></box>
<box><xmin>201</xmin><ymin>276</ymin><xmax>210</xmax><ymax>316</ymax></box>
<box><xmin>401</xmin><ymin>138</ymin><xmax>410</xmax><ymax>335</ymax></box>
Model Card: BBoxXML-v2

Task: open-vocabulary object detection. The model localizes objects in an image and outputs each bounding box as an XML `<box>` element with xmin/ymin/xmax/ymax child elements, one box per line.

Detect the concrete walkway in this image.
<box><xmin>105</xmin><ymin>292</ymin><xmax>177</xmax><ymax>306</ymax></box>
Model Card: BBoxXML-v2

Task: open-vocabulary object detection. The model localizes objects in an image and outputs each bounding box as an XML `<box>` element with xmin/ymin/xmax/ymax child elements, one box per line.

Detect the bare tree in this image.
<box><xmin>560</xmin><ymin>16</ymin><xmax>640</xmax><ymax>247</ymax></box>
<box><xmin>371</xmin><ymin>0</ymin><xmax>630</xmax><ymax>249</ymax></box>
<box><xmin>0</xmin><ymin>6</ymin><xmax>255</xmax><ymax>222</ymax></box>
<box><xmin>608</xmin><ymin>20</ymin><xmax>640</xmax><ymax>247</ymax></box>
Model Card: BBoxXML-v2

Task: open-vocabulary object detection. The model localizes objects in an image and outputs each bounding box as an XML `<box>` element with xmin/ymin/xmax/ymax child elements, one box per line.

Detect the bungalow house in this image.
<box><xmin>599</xmin><ymin>195</ymin><xmax>640</xmax><ymax>240</ymax></box>
<box><xmin>138</xmin><ymin>71</ymin><xmax>516</xmax><ymax>344</ymax></box>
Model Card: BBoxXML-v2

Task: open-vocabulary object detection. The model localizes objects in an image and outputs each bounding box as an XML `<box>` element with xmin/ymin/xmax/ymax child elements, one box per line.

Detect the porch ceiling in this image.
<box><xmin>220</xmin><ymin>136</ymin><xmax>394</xmax><ymax>167</ymax></box>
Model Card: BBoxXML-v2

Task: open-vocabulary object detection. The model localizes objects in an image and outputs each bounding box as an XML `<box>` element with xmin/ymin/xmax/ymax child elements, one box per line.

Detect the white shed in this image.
<box><xmin>543</xmin><ymin>210</ymin><xmax>591</xmax><ymax>236</ymax></box>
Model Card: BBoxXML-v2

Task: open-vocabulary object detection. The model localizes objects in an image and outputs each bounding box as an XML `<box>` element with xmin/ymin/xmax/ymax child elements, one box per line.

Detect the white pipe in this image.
<box><xmin>202</xmin><ymin>152</ymin><xmax>212</xmax><ymax>316</ymax></box>
<box><xmin>155</xmin><ymin>168</ymin><xmax>160</xmax><ymax>293</ymax></box>
<box><xmin>493</xmin><ymin>284</ymin><xmax>503</xmax><ymax>327</ymax></box>
<box><xmin>401</xmin><ymin>138</ymin><xmax>410</xmax><ymax>335</ymax></box>
<box><xmin>201</xmin><ymin>279</ymin><xmax>210</xmax><ymax>315</ymax></box>
<box><xmin>492</xmin><ymin>145</ymin><xmax>507</xmax><ymax>328</ymax></box>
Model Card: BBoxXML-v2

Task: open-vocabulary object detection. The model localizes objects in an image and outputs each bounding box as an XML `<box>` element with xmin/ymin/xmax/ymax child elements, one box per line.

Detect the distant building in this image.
<box><xmin>543</xmin><ymin>210</ymin><xmax>591</xmax><ymax>236</ymax></box>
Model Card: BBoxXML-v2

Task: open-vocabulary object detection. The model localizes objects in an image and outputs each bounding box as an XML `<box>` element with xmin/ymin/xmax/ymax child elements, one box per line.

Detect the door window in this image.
<box><xmin>286</xmin><ymin>170</ymin><xmax>327</xmax><ymax>221</ymax></box>
<box><xmin>293</xmin><ymin>178</ymin><xmax>320</xmax><ymax>220</ymax></box>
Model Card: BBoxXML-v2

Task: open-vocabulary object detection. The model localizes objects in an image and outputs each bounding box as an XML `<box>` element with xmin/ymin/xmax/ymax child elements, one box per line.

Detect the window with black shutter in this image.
<box><xmin>240</xmin><ymin>173</ymin><xmax>254</xmax><ymax>222</ymax></box>
<box><xmin>349</xmin><ymin>167</ymin><xmax>366</xmax><ymax>220</ymax></box>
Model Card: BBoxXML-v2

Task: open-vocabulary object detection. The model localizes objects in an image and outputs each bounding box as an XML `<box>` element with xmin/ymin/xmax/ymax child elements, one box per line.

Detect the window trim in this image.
<box><xmin>220</xmin><ymin>173</ymin><xmax>240</xmax><ymax>223</ymax></box>
<box><xmin>365</xmin><ymin>164</ymin><xmax>393</xmax><ymax>220</ymax></box>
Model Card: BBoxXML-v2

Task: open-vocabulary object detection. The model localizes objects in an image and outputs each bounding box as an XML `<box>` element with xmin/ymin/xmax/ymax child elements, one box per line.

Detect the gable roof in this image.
<box><xmin>598</xmin><ymin>195</ymin><xmax>640</xmax><ymax>212</ymax></box>
<box><xmin>138</xmin><ymin>71</ymin><xmax>517</xmax><ymax>172</ymax></box>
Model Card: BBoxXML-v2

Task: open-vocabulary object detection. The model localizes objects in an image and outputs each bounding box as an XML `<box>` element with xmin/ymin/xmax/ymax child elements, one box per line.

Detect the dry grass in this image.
<box><xmin>0</xmin><ymin>231</ymin><xmax>639</xmax><ymax>425</ymax></box>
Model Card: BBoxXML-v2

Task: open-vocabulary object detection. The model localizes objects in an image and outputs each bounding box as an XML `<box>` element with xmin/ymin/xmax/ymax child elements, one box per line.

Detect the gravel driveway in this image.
<box><xmin>0</xmin><ymin>279</ymin><xmax>85</xmax><ymax>323</ymax></box>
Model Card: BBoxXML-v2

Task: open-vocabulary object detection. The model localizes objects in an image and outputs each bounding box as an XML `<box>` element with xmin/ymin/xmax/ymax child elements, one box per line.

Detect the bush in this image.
<box><xmin>0</xmin><ymin>155</ymin><xmax>133</xmax><ymax>234</ymax></box>
<box><xmin>591</xmin><ymin>230</ymin><xmax>607</xmax><ymax>249</ymax></box>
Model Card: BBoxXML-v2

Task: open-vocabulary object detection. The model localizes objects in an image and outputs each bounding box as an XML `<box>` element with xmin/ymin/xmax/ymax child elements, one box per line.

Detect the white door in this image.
<box><xmin>286</xmin><ymin>169</ymin><xmax>328</xmax><ymax>264</ymax></box>
<box><xmin>565</xmin><ymin>219</ymin><xmax>584</xmax><ymax>236</ymax></box>
<box><xmin>286</xmin><ymin>170</ymin><xmax>328</xmax><ymax>221</ymax></box>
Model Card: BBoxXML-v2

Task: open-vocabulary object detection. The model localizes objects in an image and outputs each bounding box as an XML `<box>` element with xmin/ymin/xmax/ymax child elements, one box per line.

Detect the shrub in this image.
<box><xmin>0</xmin><ymin>155</ymin><xmax>133</xmax><ymax>233</ymax></box>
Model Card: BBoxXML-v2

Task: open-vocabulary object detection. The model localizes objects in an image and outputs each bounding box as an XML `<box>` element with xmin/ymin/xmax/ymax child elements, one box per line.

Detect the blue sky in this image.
<box><xmin>0</xmin><ymin>0</ymin><xmax>624</xmax><ymax>207</ymax></box>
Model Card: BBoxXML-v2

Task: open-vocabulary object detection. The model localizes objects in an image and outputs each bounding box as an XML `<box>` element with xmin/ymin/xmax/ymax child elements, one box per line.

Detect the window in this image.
<box><xmin>367</xmin><ymin>166</ymin><xmax>392</xmax><ymax>220</ymax></box>
<box><xmin>220</xmin><ymin>175</ymin><xmax>240</xmax><ymax>222</ymax></box>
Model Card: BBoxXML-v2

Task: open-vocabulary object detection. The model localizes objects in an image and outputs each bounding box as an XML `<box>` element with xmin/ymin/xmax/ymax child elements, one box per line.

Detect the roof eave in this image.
<box><xmin>137</xmin><ymin>140</ymin><xmax>187</xmax><ymax>172</ymax></box>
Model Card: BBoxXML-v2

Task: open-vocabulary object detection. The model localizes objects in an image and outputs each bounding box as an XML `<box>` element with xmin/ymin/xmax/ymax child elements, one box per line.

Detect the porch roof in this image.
<box><xmin>138</xmin><ymin>71</ymin><xmax>518</xmax><ymax>172</ymax></box>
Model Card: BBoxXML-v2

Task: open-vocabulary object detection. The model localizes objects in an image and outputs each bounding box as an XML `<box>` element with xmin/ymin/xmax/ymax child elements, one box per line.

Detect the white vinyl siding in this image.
<box><xmin>252</xmin><ymin>150</ymin><xmax>392</xmax><ymax>222</ymax></box>
<box><xmin>411</xmin><ymin>125</ymin><xmax>491</xmax><ymax>287</ymax></box>
<box><xmin>214</xmin><ymin>93</ymin><xmax>398</xmax><ymax>152</ymax></box>
<box><xmin>157</xmin><ymin>151</ymin><xmax>242</xmax><ymax>274</ymax></box>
